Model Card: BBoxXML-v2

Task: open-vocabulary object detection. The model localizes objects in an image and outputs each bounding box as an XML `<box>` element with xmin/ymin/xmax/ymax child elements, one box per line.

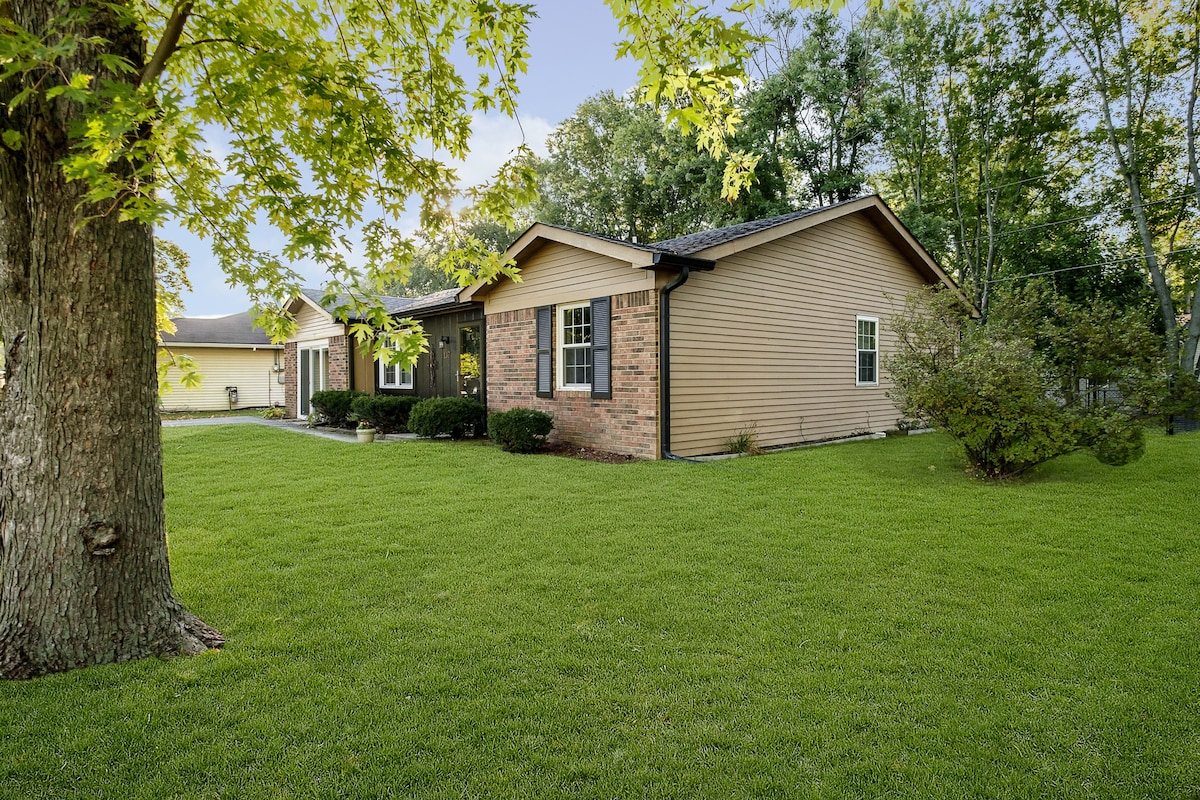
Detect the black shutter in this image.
<box><xmin>591</xmin><ymin>296</ymin><xmax>611</xmax><ymax>400</ymax></box>
<box><xmin>536</xmin><ymin>305</ymin><xmax>553</xmax><ymax>398</ymax></box>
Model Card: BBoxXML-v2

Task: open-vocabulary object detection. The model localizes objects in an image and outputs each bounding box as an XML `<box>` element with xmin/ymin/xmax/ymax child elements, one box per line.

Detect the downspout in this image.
<box><xmin>653</xmin><ymin>252</ymin><xmax>715</xmax><ymax>462</ymax></box>
<box><xmin>660</xmin><ymin>266</ymin><xmax>694</xmax><ymax>462</ymax></box>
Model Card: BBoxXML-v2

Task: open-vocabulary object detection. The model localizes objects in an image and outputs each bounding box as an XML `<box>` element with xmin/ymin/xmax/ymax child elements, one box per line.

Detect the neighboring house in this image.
<box><xmin>461</xmin><ymin>195</ymin><xmax>971</xmax><ymax>459</ymax></box>
<box><xmin>282</xmin><ymin>288</ymin><xmax>483</xmax><ymax>419</ymax></box>
<box><xmin>158</xmin><ymin>311</ymin><xmax>285</xmax><ymax>412</ymax></box>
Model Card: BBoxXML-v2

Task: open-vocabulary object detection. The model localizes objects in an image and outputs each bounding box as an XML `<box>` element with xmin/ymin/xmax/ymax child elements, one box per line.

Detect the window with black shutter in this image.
<box><xmin>536</xmin><ymin>305</ymin><xmax>553</xmax><ymax>398</ymax></box>
<box><xmin>590</xmin><ymin>296</ymin><xmax>611</xmax><ymax>400</ymax></box>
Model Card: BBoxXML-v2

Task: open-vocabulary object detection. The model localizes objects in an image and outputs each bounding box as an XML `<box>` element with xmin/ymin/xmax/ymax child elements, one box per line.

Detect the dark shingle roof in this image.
<box><xmin>651</xmin><ymin>197</ymin><xmax>868</xmax><ymax>255</ymax></box>
<box><xmin>299</xmin><ymin>286</ymin><xmax>466</xmax><ymax>319</ymax></box>
<box><xmin>161</xmin><ymin>311</ymin><xmax>275</xmax><ymax>346</ymax></box>
<box><xmin>522</xmin><ymin>222</ymin><xmax>665</xmax><ymax>254</ymax></box>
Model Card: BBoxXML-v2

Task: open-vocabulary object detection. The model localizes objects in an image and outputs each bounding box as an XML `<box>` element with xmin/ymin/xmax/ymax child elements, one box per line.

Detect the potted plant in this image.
<box><xmin>356</xmin><ymin>420</ymin><xmax>376</xmax><ymax>443</ymax></box>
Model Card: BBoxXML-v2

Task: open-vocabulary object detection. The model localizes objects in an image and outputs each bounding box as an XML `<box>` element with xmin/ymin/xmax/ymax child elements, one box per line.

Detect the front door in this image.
<box><xmin>458</xmin><ymin>323</ymin><xmax>482</xmax><ymax>400</ymax></box>
<box><xmin>297</xmin><ymin>342</ymin><xmax>330</xmax><ymax>417</ymax></box>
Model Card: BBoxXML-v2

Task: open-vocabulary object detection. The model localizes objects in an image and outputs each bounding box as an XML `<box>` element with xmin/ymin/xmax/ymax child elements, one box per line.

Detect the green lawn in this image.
<box><xmin>3</xmin><ymin>428</ymin><xmax>1199</xmax><ymax>799</ymax></box>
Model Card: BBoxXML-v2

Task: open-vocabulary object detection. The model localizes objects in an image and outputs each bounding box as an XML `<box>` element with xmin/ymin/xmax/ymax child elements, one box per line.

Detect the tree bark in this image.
<box><xmin>0</xmin><ymin>0</ymin><xmax>221</xmax><ymax>680</ymax></box>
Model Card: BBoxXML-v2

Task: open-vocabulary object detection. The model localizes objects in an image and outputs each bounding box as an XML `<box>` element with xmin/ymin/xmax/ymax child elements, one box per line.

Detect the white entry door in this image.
<box><xmin>297</xmin><ymin>343</ymin><xmax>330</xmax><ymax>418</ymax></box>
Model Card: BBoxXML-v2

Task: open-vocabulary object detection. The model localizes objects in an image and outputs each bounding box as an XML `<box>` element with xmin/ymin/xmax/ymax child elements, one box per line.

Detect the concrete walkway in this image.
<box><xmin>161</xmin><ymin>415</ymin><xmax>417</xmax><ymax>443</ymax></box>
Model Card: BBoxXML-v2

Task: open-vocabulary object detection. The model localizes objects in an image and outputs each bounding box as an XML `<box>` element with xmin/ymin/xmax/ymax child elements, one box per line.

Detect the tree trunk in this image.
<box><xmin>0</xmin><ymin>1</ymin><xmax>221</xmax><ymax>680</ymax></box>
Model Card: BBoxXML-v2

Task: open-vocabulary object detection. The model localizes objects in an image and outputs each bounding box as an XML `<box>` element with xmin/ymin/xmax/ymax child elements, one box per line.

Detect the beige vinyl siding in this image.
<box><xmin>670</xmin><ymin>213</ymin><xmax>927</xmax><ymax>456</ymax></box>
<box><xmin>293</xmin><ymin>300</ymin><xmax>346</xmax><ymax>341</ymax></box>
<box><xmin>485</xmin><ymin>241</ymin><xmax>655</xmax><ymax>314</ymax></box>
<box><xmin>353</xmin><ymin>345</ymin><xmax>374</xmax><ymax>394</ymax></box>
<box><xmin>158</xmin><ymin>347</ymin><xmax>283</xmax><ymax>411</ymax></box>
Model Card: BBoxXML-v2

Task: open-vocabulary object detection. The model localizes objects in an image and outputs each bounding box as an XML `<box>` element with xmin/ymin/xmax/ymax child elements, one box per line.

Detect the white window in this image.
<box><xmin>557</xmin><ymin>302</ymin><xmax>592</xmax><ymax>390</ymax></box>
<box><xmin>857</xmin><ymin>316</ymin><xmax>878</xmax><ymax>386</ymax></box>
<box><xmin>378</xmin><ymin>355</ymin><xmax>413</xmax><ymax>390</ymax></box>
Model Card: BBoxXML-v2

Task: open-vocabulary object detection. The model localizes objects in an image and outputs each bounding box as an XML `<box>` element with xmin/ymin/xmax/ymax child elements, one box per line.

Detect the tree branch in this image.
<box><xmin>142</xmin><ymin>1</ymin><xmax>194</xmax><ymax>85</ymax></box>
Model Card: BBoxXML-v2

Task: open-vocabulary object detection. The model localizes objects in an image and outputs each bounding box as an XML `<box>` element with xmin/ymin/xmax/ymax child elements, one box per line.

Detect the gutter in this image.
<box><xmin>651</xmin><ymin>252</ymin><xmax>716</xmax><ymax>462</ymax></box>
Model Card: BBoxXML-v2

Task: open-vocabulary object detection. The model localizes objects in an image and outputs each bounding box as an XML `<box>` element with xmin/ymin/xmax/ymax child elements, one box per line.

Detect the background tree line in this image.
<box><xmin>414</xmin><ymin>0</ymin><xmax>1197</xmax><ymax>382</ymax></box>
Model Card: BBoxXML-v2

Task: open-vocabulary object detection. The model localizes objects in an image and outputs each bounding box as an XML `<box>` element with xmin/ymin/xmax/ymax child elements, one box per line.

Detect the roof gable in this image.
<box><xmin>461</xmin><ymin>196</ymin><xmax>969</xmax><ymax>309</ymax></box>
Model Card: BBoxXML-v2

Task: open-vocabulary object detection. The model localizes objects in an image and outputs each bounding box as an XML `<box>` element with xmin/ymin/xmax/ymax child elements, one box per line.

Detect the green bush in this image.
<box><xmin>408</xmin><ymin>397</ymin><xmax>485</xmax><ymax>440</ymax></box>
<box><xmin>308</xmin><ymin>389</ymin><xmax>366</xmax><ymax>427</ymax></box>
<box><xmin>351</xmin><ymin>394</ymin><xmax>420</xmax><ymax>434</ymax></box>
<box><xmin>488</xmin><ymin>408</ymin><xmax>554</xmax><ymax>453</ymax></box>
<box><xmin>1081</xmin><ymin>410</ymin><xmax>1146</xmax><ymax>467</ymax></box>
<box><xmin>888</xmin><ymin>296</ymin><xmax>1072</xmax><ymax>477</ymax></box>
<box><xmin>887</xmin><ymin>288</ymin><xmax>1149</xmax><ymax>478</ymax></box>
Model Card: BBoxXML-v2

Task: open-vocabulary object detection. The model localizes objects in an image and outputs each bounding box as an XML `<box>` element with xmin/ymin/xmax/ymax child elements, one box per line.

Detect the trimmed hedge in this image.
<box><xmin>309</xmin><ymin>390</ymin><xmax>366</xmax><ymax>427</ymax></box>
<box><xmin>350</xmin><ymin>395</ymin><xmax>420</xmax><ymax>434</ymax></box>
<box><xmin>408</xmin><ymin>397</ymin><xmax>485</xmax><ymax>440</ymax></box>
<box><xmin>488</xmin><ymin>408</ymin><xmax>553</xmax><ymax>453</ymax></box>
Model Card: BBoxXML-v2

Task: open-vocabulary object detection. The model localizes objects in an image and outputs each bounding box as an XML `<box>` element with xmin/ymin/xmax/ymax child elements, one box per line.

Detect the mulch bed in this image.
<box><xmin>541</xmin><ymin>441</ymin><xmax>642</xmax><ymax>464</ymax></box>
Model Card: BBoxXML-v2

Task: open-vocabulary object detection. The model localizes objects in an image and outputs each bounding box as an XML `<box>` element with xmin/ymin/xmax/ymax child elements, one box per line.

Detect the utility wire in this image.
<box><xmin>938</xmin><ymin>191</ymin><xmax>1197</xmax><ymax>250</ymax></box>
<box><xmin>985</xmin><ymin>245</ymin><xmax>1200</xmax><ymax>284</ymax></box>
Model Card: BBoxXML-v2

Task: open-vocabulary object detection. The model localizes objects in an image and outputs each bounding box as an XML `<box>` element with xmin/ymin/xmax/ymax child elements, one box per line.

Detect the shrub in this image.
<box><xmin>408</xmin><ymin>397</ymin><xmax>485</xmax><ymax>440</ymax></box>
<box><xmin>260</xmin><ymin>405</ymin><xmax>285</xmax><ymax>420</ymax></box>
<box><xmin>351</xmin><ymin>394</ymin><xmax>420</xmax><ymax>434</ymax></box>
<box><xmin>488</xmin><ymin>408</ymin><xmax>554</xmax><ymax>453</ymax></box>
<box><xmin>308</xmin><ymin>389</ymin><xmax>366</xmax><ymax>427</ymax></box>
<box><xmin>887</xmin><ymin>288</ymin><xmax>1149</xmax><ymax>478</ymax></box>
<box><xmin>1080</xmin><ymin>410</ymin><xmax>1146</xmax><ymax>467</ymax></box>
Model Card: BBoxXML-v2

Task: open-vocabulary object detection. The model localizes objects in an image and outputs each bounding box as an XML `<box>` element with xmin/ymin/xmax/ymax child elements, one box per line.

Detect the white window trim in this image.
<box><xmin>296</xmin><ymin>340</ymin><xmax>330</xmax><ymax>418</ymax></box>
<box><xmin>856</xmin><ymin>315</ymin><xmax>879</xmax><ymax>387</ymax></box>
<box><xmin>557</xmin><ymin>302</ymin><xmax>592</xmax><ymax>391</ymax></box>
<box><xmin>377</xmin><ymin>355</ymin><xmax>414</xmax><ymax>390</ymax></box>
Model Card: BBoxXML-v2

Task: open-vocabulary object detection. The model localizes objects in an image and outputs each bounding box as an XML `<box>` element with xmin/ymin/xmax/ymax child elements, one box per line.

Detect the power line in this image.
<box><xmin>984</xmin><ymin>245</ymin><xmax>1200</xmax><ymax>284</ymax></box>
<box><xmin>940</xmin><ymin>191</ymin><xmax>1197</xmax><ymax>250</ymax></box>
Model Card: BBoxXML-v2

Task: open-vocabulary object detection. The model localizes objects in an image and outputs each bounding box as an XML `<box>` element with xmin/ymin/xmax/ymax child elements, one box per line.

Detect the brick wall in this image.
<box><xmin>486</xmin><ymin>290</ymin><xmax>659</xmax><ymax>458</ymax></box>
<box><xmin>328</xmin><ymin>335</ymin><xmax>350</xmax><ymax>391</ymax></box>
<box><xmin>284</xmin><ymin>342</ymin><xmax>297</xmax><ymax>418</ymax></box>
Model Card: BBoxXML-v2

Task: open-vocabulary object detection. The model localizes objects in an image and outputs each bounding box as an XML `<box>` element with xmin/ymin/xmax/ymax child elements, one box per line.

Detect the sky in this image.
<box><xmin>172</xmin><ymin>2</ymin><xmax>643</xmax><ymax>316</ymax></box>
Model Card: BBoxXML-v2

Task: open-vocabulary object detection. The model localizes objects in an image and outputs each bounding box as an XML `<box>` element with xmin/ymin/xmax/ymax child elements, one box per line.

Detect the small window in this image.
<box><xmin>558</xmin><ymin>302</ymin><xmax>592</xmax><ymax>390</ymax></box>
<box><xmin>378</xmin><ymin>354</ymin><xmax>413</xmax><ymax>390</ymax></box>
<box><xmin>856</xmin><ymin>316</ymin><xmax>878</xmax><ymax>386</ymax></box>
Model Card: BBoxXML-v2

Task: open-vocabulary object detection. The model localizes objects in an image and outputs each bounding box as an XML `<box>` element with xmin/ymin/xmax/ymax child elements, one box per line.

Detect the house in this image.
<box><xmin>461</xmin><ymin>194</ymin><xmax>971</xmax><ymax>459</ymax></box>
<box><xmin>281</xmin><ymin>288</ymin><xmax>483</xmax><ymax>419</ymax></box>
<box><xmin>158</xmin><ymin>311</ymin><xmax>285</xmax><ymax>411</ymax></box>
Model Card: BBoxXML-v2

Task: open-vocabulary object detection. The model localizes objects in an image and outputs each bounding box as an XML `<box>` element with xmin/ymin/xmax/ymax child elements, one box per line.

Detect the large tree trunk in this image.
<box><xmin>0</xmin><ymin>1</ymin><xmax>221</xmax><ymax>680</ymax></box>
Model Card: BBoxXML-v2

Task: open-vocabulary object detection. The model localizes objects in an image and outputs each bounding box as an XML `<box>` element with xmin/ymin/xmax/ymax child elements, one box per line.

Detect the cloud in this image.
<box><xmin>451</xmin><ymin>112</ymin><xmax>554</xmax><ymax>188</ymax></box>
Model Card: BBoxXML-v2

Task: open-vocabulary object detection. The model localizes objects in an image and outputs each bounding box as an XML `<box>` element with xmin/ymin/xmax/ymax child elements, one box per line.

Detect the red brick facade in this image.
<box><xmin>486</xmin><ymin>290</ymin><xmax>660</xmax><ymax>458</ymax></box>
<box><xmin>283</xmin><ymin>341</ymin><xmax>297</xmax><ymax>419</ymax></box>
<box><xmin>328</xmin><ymin>335</ymin><xmax>350</xmax><ymax>391</ymax></box>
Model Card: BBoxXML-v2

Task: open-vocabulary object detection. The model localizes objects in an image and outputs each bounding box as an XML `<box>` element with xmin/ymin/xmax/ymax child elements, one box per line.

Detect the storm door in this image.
<box><xmin>297</xmin><ymin>342</ymin><xmax>330</xmax><ymax>417</ymax></box>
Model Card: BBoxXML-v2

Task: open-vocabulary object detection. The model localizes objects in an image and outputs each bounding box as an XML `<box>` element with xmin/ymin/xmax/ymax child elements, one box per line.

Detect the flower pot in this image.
<box><xmin>357</xmin><ymin>428</ymin><xmax>376</xmax><ymax>443</ymax></box>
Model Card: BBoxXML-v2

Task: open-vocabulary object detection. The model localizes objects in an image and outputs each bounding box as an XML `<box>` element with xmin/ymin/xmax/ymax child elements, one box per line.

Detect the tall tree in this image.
<box><xmin>532</xmin><ymin>91</ymin><xmax>716</xmax><ymax>241</ymax></box>
<box><xmin>1050</xmin><ymin>0</ymin><xmax>1197</xmax><ymax>367</ymax></box>
<box><xmin>874</xmin><ymin>0</ymin><xmax>1085</xmax><ymax>311</ymax></box>
<box><xmin>1</xmin><ymin>0</ymin><xmax>824</xmax><ymax>679</ymax></box>
<box><xmin>741</xmin><ymin>7</ymin><xmax>884</xmax><ymax>207</ymax></box>
<box><xmin>0</xmin><ymin>0</ymin><xmax>535</xmax><ymax>680</ymax></box>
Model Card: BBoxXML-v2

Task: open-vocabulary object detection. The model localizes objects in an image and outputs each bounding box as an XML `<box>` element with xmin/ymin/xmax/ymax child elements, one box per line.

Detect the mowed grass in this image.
<box><xmin>3</xmin><ymin>427</ymin><xmax>1198</xmax><ymax>799</ymax></box>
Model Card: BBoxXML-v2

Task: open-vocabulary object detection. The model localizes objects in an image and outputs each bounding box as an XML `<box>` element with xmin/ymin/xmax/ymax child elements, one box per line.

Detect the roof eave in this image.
<box><xmin>158</xmin><ymin>341</ymin><xmax>283</xmax><ymax>349</ymax></box>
